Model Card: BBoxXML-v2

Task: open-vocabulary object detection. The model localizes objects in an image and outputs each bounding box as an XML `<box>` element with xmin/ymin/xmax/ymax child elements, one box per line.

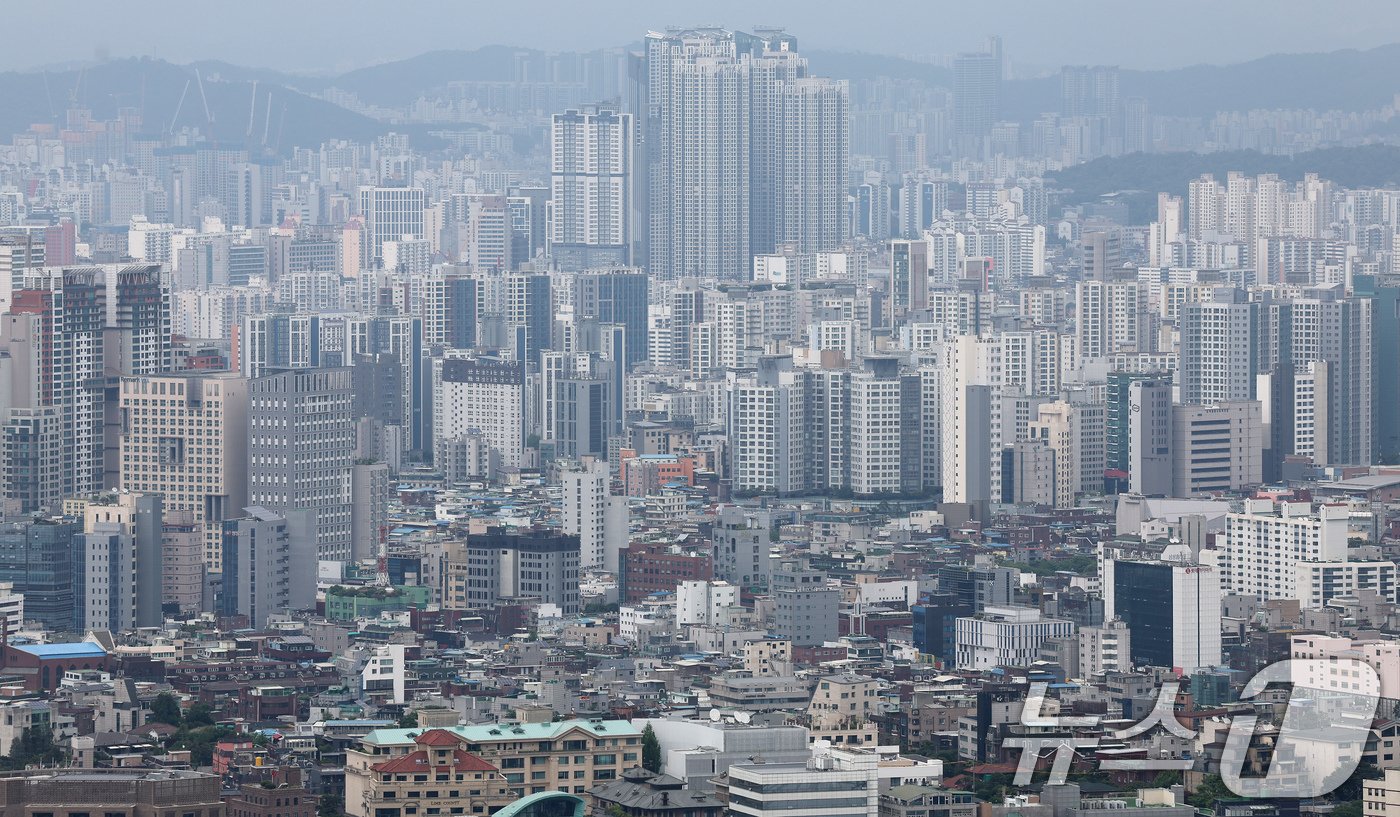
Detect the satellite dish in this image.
<box><xmin>709</xmin><ymin>709</ymin><xmax>722</xmax><ymax>722</ymax></box>
<box><xmin>735</xmin><ymin>710</ymin><xmax>752</xmax><ymax>724</ymax></box>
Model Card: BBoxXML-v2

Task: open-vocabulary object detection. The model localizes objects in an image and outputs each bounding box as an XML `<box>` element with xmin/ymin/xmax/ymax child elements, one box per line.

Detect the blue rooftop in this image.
<box><xmin>13</xmin><ymin>642</ymin><xmax>107</xmax><ymax>660</ymax></box>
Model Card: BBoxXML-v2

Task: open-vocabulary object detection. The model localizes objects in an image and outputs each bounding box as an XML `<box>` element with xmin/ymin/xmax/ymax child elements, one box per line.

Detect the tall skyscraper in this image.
<box><xmin>953</xmin><ymin>37</ymin><xmax>1003</xmax><ymax>154</ymax></box>
<box><xmin>644</xmin><ymin>28</ymin><xmax>752</xmax><ymax>280</ymax></box>
<box><xmin>642</xmin><ymin>28</ymin><xmax>847</xmax><ymax>279</ymax></box>
<box><xmin>549</xmin><ymin>106</ymin><xmax>634</xmax><ymax>271</ymax></box>
<box><xmin>248</xmin><ymin>367</ymin><xmax>355</xmax><ymax>564</ymax></box>
<box><xmin>1060</xmin><ymin>65</ymin><xmax>1121</xmax><ymax>123</ymax></box>
<box><xmin>772</xmin><ymin>77</ymin><xmax>849</xmax><ymax>254</ymax></box>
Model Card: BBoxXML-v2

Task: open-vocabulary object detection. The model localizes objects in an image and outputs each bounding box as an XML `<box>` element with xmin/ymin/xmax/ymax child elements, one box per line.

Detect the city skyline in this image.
<box><xmin>0</xmin><ymin>9</ymin><xmax>1396</xmax><ymax>816</ymax></box>
<box><xmin>6</xmin><ymin>0</ymin><xmax>1400</xmax><ymax>74</ymax></box>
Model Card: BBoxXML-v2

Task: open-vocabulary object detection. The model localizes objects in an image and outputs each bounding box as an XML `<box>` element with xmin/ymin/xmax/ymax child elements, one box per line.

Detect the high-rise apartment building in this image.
<box><xmin>0</xmin><ymin>234</ymin><xmax>43</xmax><ymax>315</ymax></box>
<box><xmin>358</xmin><ymin>186</ymin><xmax>425</xmax><ymax>266</ymax></box>
<box><xmin>642</xmin><ymin>28</ymin><xmax>847</xmax><ymax>279</ymax></box>
<box><xmin>941</xmin><ymin>335</ymin><xmax>1003</xmax><ymax>507</ymax></box>
<box><xmin>1221</xmin><ymin>500</ymin><xmax>1348</xmax><ymax>600</ymax></box>
<box><xmin>1060</xmin><ymin>65</ymin><xmax>1121</xmax><ymax>122</ymax></box>
<box><xmin>4</xmin><ymin>269</ymin><xmax>107</xmax><ymax>497</ymax></box>
<box><xmin>549</xmin><ymin>106</ymin><xmax>633</xmax><ymax>271</ymax></box>
<box><xmin>1180</xmin><ymin>288</ymin><xmax>1257</xmax><ymax>405</ymax></box>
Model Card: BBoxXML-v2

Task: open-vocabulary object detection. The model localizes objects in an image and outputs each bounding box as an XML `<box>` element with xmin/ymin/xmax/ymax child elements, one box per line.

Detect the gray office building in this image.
<box><xmin>248</xmin><ymin>367</ymin><xmax>355</xmax><ymax>563</ymax></box>
<box><xmin>771</xmin><ymin>561</ymin><xmax>839</xmax><ymax>647</ymax></box>
<box><xmin>221</xmin><ymin>506</ymin><xmax>317</xmax><ymax>628</ymax></box>
<box><xmin>464</xmin><ymin>528</ymin><xmax>581</xmax><ymax>615</ymax></box>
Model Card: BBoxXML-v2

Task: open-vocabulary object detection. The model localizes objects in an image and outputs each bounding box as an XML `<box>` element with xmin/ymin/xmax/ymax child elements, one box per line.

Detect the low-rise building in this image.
<box><xmin>0</xmin><ymin>768</ymin><xmax>223</xmax><ymax>817</ymax></box>
<box><xmin>347</xmin><ymin>719</ymin><xmax>641</xmax><ymax>807</ymax></box>
<box><xmin>880</xmin><ymin>784</ymin><xmax>976</xmax><ymax>817</ymax></box>
<box><xmin>589</xmin><ymin>767</ymin><xmax>724</xmax><ymax>817</ymax></box>
<box><xmin>346</xmin><ymin>729</ymin><xmax>515</xmax><ymax>817</ymax></box>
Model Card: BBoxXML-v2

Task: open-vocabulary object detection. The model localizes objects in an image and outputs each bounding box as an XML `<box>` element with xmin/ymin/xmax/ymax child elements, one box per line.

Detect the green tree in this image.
<box><xmin>319</xmin><ymin>793</ymin><xmax>344</xmax><ymax>817</ymax></box>
<box><xmin>1332</xmin><ymin>803</ymin><xmax>1363</xmax><ymax>817</ymax></box>
<box><xmin>1187</xmin><ymin>774</ymin><xmax>1230</xmax><ymax>808</ymax></box>
<box><xmin>641</xmin><ymin>723</ymin><xmax>662</xmax><ymax>773</ymax></box>
<box><xmin>1335</xmin><ymin>762</ymin><xmax>1380</xmax><ymax>802</ymax></box>
<box><xmin>184</xmin><ymin>703</ymin><xmax>215</xmax><ymax>727</ymax></box>
<box><xmin>172</xmin><ymin>725</ymin><xmax>235</xmax><ymax>766</ymax></box>
<box><xmin>1151</xmin><ymin>770</ymin><xmax>1183</xmax><ymax>788</ymax></box>
<box><xmin>149</xmin><ymin>692</ymin><xmax>183</xmax><ymax>726</ymax></box>
<box><xmin>399</xmin><ymin>711</ymin><xmax>419</xmax><ymax>728</ymax></box>
<box><xmin>0</xmin><ymin>726</ymin><xmax>65</xmax><ymax>770</ymax></box>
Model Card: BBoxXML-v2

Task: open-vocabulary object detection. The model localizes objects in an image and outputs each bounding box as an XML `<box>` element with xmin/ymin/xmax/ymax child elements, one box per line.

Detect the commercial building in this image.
<box><xmin>451</xmin><ymin>528</ymin><xmax>581</xmax><ymax>615</ymax></box>
<box><xmin>359</xmin><ymin>186</ymin><xmax>425</xmax><ymax>265</ymax></box>
<box><xmin>73</xmin><ymin>492</ymin><xmax>163</xmax><ymax>633</ymax></box>
<box><xmin>771</xmin><ymin>563</ymin><xmax>839</xmax><ymax>647</ymax></box>
<box><xmin>1169</xmin><ymin>401</ymin><xmax>1263</xmax><ymax>497</ymax></box>
<box><xmin>0</xmin><ymin>518</ymin><xmax>78</xmax><ymax>631</ymax></box>
<box><xmin>0</xmin><ymin>768</ymin><xmax>222</xmax><ymax>817</ymax></box>
<box><xmin>248</xmin><ymin>367</ymin><xmax>355</xmax><ymax>563</ymax></box>
<box><xmin>954</xmin><ymin>606</ymin><xmax>1075</xmax><ymax>671</ymax></box>
<box><xmin>434</xmin><ymin>357</ymin><xmax>526</xmax><ymax>470</ymax></box>
<box><xmin>346</xmin><ymin>728</ymin><xmax>515</xmax><ymax>817</ymax></box>
<box><xmin>346</xmin><ymin>719</ymin><xmax>640</xmax><ymax>805</ymax></box>
<box><xmin>1103</xmin><ymin>557</ymin><xmax>1223</xmax><ymax>673</ymax></box>
<box><xmin>119</xmin><ymin>372</ymin><xmax>249</xmax><ymax>572</ymax></box>
<box><xmin>726</xmin><ymin>745</ymin><xmax>879</xmax><ymax>817</ymax></box>
<box><xmin>221</xmin><ymin>507</ymin><xmax>317</xmax><ymax>628</ymax></box>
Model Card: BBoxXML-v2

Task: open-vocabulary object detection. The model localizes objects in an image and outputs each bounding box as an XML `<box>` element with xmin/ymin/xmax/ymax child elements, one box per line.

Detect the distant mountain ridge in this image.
<box><xmin>0</xmin><ymin>42</ymin><xmax>1395</xmax><ymax>154</ymax></box>
<box><xmin>0</xmin><ymin>57</ymin><xmax>448</xmax><ymax>154</ymax></box>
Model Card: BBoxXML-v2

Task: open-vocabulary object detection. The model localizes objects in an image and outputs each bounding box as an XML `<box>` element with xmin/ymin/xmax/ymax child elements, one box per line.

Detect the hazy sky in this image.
<box><xmin>14</xmin><ymin>0</ymin><xmax>1400</xmax><ymax>74</ymax></box>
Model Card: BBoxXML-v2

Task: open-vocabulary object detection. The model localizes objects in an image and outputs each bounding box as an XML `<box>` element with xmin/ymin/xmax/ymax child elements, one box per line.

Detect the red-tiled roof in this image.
<box><xmin>373</xmin><ymin>749</ymin><xmax>499</xmax><ymax>774</ymax></box>
<box><xmin>415</xmin><ymin>729</ymin><xmax>465</xmax><ymax>747</ymax></box>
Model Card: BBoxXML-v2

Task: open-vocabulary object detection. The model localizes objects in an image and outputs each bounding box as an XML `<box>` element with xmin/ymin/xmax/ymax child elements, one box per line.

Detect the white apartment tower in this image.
<box><xmin>1221</xmin><ymin>500</ymin><xmax>1349</xmax><ymax>600</ymax></box>
<box><xmin>549</xmin><ymin>107</ymin><xmax>633</xmax><ymax>271</ymax></box>
<box><xmin>941</xmin><ymin>335</ymin><xmax>1003</xmax><ymax>506</ymax></box>
<box><xmin>358</xmin><ymin>186</ymin><xmax>425</xmax><ymax>266</ymax></box>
